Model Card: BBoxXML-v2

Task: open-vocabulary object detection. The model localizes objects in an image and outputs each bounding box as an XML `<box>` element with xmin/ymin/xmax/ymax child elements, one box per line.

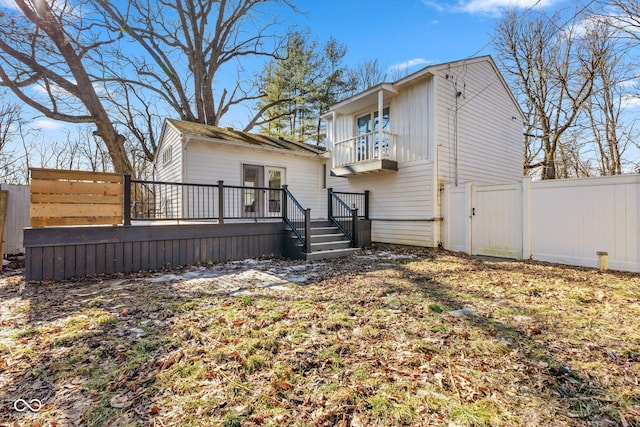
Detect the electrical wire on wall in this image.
<box><xmin>446</xmin><ymin>63</ymin><xmax>467</xmax><ymax>187</ymax></box>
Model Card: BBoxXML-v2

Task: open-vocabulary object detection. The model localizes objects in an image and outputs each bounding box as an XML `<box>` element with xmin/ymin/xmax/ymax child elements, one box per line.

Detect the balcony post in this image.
<box><xmin>378</xmin><ymin>89</ymin><xmax>384</xmax><ymax>160</ymax></box>
<box><xmin>332</xmin><ymin>111</ymin><xmax>337</xmax><ymax>168</ymax></box>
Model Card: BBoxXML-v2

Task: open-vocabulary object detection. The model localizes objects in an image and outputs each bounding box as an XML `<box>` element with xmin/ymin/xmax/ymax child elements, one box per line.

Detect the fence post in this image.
<box><xmin>327</xmin><ymin>187</ymin><xmax>333</xmax><ymax>219</ymax></box>
<box><xmin>364</xmin><ymin>190</ymin><xmax>370</xmax><ymax>220</ymax></box>
<box><xmin>351</xmin><ymin>208</ymin><xmax>359</xmax><ymax>248</ymax></box>
<box><xmin>281</xmin><ymin>185</ymin><xmax>288</xmax><ymax>221</ymax></box>
<box><xmin>304</xmin><ymin>208</ymin><xmax>311</xmax><ymax>254</ymax></box>
<box><xmin>218</xmin><ymin>180</ymin><xmax>224</xmax><ymax>224</ymax></box>
<box><xmin>123</xmin><ymin>174</ymin><xmax>131</xmax><ymax>226</ymax></box>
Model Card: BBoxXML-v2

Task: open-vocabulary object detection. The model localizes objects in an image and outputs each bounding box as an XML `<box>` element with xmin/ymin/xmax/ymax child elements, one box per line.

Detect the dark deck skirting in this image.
<box><xmin>24</xmin><ymin>222</ymin><xmax>286</xmax><ymax>281</ymax></box>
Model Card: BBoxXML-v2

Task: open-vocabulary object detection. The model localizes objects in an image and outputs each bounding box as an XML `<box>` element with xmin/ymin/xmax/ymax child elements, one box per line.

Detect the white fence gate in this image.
<box><xmin>444</xmin><ymin>175</ymin><xmax>640</xmax><ymax>272</ymax></box>
<box><xmin>1</xmin><ymin>184</ymin><xmax>30</xmax><ymax>255</ymax></box>
<box><xmin>443</xmin><ymin>182</ymin><xmax>522</xmax><ymax>259</ymax></box>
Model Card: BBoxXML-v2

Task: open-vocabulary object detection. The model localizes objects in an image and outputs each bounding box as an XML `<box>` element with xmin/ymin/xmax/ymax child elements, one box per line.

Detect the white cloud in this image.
<box><xmin>460</xmin><ymin>0</ymin><xmax>556</xmax><ymax>14</ymax></box>
<box><xmin>0</xmin><ymin>0</ymin><xmax>17</xmax><ymax>9</ymax></box>
<box><xmin>388</xmin><ymin>58</ymin><xmax>433</xmax><ymax>75</ymax></box>
<box><xmin>423</xmin><ymin>0</ymin><xmax>557</xmax><ymax>15</ymax></box>
<box><xmin>29</xmin><ymin>119</ymin><xmax>64</xmax><ymax>130</ymax></box>
<box><xmin>622</xmin><ymin>95</ymin><xmax>640</xmax><ymax>109</ymax></box>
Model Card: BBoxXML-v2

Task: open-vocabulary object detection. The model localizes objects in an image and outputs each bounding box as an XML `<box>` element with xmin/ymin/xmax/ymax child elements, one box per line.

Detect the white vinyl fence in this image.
<box><xmin>444</xmin><ymin>175</ymin><xmax>640</xmax><ymax>273</ymax></box>
<box><xmin>0</xmin><ymin>184</ymin><xmax>30</xmax><ymax>255</ymax></box>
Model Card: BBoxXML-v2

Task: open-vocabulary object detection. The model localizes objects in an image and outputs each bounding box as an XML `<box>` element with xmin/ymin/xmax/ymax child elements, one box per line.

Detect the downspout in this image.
<box><xmin>432</xmin><ymin>76</ymin><xmax>442</xmax><ymax>248</ymax></box>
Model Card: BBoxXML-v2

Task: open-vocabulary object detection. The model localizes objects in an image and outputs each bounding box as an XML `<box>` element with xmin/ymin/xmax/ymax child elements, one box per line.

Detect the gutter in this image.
<box><xmin>368</xmin><ymin>218</ymin><xmax>443</xmax><ymax>222</ymax></box>
<box><xmin>185</xmin><ymin>135</ymin><xmax>329</xmax><ymax>160</ymax></box>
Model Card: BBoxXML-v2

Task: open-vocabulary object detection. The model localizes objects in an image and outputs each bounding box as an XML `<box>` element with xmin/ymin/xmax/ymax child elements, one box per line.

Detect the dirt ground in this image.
<box><xmin>1</xmin><ymin>245</ymin><xmax>639</xmax><ymax>426</ymax></box>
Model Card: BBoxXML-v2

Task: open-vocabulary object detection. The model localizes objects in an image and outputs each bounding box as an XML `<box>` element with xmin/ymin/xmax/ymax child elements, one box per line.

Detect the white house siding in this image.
<box><xmin>155</xmin><ymin>124</ymin><xmax>184</xmax><ymax>183</ymax></box>
<box><xmin>183</xmin><ymin>140</ymin><xmax>327</xmax><ymax>216</ymax></box>
<box><xmin>328</xmin><ymin>162</ymin><xmax>436</xmax><ymax>247</ymax></box>
<box><xmin>329</xmin><ymin>80</ymin><xmax>433</xmax><ymax>164</ymax></box>
<box><xmin>433</xmin><ymin>59</ymin><xmax>523</xmax><ymax>188</ymax></box>
<box><xmin>325</xmin><ymin>57</ymin><xmax>522</xmax><ymax>248</ymax></box>
<box><xmin>394</xmin><ymin>79</ymin><xmax>433</xmax><ymax>163</ymax></box>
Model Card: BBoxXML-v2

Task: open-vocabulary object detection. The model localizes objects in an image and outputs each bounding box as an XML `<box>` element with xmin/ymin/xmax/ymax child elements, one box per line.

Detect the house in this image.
<box><xmin>155</xmin><ymin>119</ymin><xmax>329</xmax><ymax>217</ymax></box>
<box><xmin>323</xmin><ymin>55</ymin><xmax>524</xmax><ymax>247</ymax></box>
<box><xmin>154</xmin><ymin>55</ymin><xmax>523</xmax><ymax>250</ymax></box>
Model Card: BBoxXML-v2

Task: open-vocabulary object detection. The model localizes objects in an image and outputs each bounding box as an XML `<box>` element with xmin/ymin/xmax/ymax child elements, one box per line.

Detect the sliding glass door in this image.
<box><xmin>242</xmin><ymin>165</ymin><xmax>285</xmax><ymax>217</ymax></box>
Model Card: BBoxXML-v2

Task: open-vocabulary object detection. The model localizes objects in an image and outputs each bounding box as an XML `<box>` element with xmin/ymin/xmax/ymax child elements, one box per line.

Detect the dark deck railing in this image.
<box><xmin>124</xmin><ymin>178</ymin><xmax>286</xmax><ymax>225</ymax></box>
<box><xmin>124</xmin><ymin>178</ymin><xmax>311</xmax><ymax>253</ymax></box>
<box><xmin>327</xmin><ymin>188</ymin><xmax>369</xmax><ymax>248</ymax></box>
<box><xmin>282</xmin><ymin>185</ymin><xmax>310</xmax><ymax>253</ymax></box>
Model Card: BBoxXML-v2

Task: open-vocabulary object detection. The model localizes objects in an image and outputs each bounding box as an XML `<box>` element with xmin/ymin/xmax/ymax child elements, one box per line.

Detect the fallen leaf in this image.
<box><xmin>271</xmin><ymin>380</ymin><xmax>293</xmax><ymax>390</ymax></box>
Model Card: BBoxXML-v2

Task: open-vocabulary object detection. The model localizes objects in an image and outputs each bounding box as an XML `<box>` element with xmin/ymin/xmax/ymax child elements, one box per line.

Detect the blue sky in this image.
<box><xmin>222</xmin><ymin>0</ymin><xmax>558</xmax><ymax>127</ymax></box>
<box><xmin>293</xmin><ymin>0</ymin><xmax>551</xmax><ymax>79</ymax></box>
<box><xmin>4</xmin><ymin>0</ymin><xmax>559</xmax><ymax>132</ymax></box>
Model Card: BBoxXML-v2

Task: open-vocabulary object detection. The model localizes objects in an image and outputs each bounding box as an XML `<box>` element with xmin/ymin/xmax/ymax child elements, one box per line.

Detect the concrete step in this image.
<box><xmin>304</xmin><ymin>247</ymin><xmax>361</xmax><ymax>261</ymax></box>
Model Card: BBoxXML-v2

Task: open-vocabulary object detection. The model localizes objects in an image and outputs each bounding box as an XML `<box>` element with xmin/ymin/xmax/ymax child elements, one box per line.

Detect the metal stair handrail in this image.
<box><xmin>282</xmin><ymin>185</ymin><xmax>311</xmax><ymax>253</ymax></box>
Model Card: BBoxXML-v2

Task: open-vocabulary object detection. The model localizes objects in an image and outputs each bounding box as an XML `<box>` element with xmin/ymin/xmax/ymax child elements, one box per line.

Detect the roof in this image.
<box><xmin>165</xmin><ymin>119</ymin><xmax>327</xmax><ymax>156</ymax></box>
<box><xmin>323</xmin><ymin>55</ymin><xmax>524</xmax><ymax>119</ymax></box>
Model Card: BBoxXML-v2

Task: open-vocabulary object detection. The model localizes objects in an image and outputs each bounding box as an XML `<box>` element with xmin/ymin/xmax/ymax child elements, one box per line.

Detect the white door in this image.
<box><xmin>471</xmin><ymin>183</ymin><xmax>523</xmax><ymax>259</ymax></box>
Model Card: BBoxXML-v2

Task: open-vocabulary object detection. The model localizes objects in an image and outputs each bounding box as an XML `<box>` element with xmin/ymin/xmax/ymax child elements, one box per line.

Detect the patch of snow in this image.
<box><xmin>130</xmin><ymin>328</ymin><xmax>145</xmax><ymax>337</ymax></box>
<box><xmin>448</xmin><ymin>307</ymin><xmax>478</xmax><ymax>317</ymax></box>
<box><xmin>146</xmin><ymin>274</ymin><xmax>185</xmax><ymax>283</ymax></box>
<box><xmin>357</xmin><ymin>250</ymin><xmax>417</xmax><ymax>261</ymax></box>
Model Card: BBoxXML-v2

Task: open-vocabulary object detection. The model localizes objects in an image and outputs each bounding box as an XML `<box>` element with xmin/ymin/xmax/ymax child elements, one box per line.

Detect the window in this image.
<box><xmin>162</xmin><ymin>146</ymin><xmax>173</xmax><ymax>165</ymax></box>
<box><xmin>356</xmin><ymin>107</ymin><xmax>390</xmax><ymax>161</ymax></box>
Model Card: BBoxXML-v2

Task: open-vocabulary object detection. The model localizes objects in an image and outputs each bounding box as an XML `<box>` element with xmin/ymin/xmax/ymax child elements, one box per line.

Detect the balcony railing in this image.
<box><xmin>333</xmin><ymin>131</ymin><xmax>396</xmax><ymax>168</ymax></box>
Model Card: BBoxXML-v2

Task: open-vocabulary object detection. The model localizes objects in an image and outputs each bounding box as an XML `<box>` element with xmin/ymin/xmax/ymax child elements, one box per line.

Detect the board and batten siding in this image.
<box><xmin>328</xmin><ymin>162</ymin><xmax>437</xmax><ymax>247</ymax></box>
<box><xmin>433</xmin><ymin>59</ymin><xmax>523</xmax><ymax>188</ymax></box>
<box><xmin>184</xmin><ymin>141</ymin><xmax>327</xmax><ymax>216</ymax></box>
<box><xmin>328</xmin><ymin>78</ymin><xmax>433</xmax><ymax>165</ymax></box>
<box><xmin>393</xmin><ymin>78</ymin><xmax>433</xmax><ymax>163</ymax></box>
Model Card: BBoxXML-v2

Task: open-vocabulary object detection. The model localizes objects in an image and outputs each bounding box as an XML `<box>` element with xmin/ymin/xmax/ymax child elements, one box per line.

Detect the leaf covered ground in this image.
<box><xmin>0</xmin><ymin>245</ymin><xmax>639</xmax><ymax>426</ymax></box>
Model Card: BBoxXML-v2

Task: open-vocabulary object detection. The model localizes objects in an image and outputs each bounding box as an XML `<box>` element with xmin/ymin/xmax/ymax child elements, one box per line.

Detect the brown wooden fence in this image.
<box><xmin>30</xmin><ymin>168</ymin><xmax>124</xmax><ymax>227</ymax></box>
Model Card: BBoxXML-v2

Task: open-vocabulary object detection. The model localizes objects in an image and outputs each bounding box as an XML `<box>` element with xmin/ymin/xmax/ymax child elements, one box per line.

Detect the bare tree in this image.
<box><xmin>346</xmin><ymin>59</ymin><xmax>388</xmax><ymax>95</ymax></box>
<box><xmin>607</xmin><ymin>0</ymin><xmax>640</xmax><ymax>41</ymax></box>
<box><xmin>581</xmin><ymin>18</ymin><xmax>635</xmax><ymax>175</ymax></box>
<box><xmin>0</xmin><ymin>93</ymin><xmax>22</xmax><ymax>152</ymax></box>
<box><xmin>93</xmin><ymin>0</ymin><xmax>296</xmax><ymax>128</ymax></box>
<box><xmin>0</xmin><ymin>92</ymin><xmax>28</xmax><ymax>183</ymax></box>
<box><xmin>494</xmin><ymin>8</ymin><xmax>597</xmax><ymax>179</ymax></box>
<box><xmin>0</xmin><ymin>0</ymin><xmax>134</xmax><ymax>174</ymax></box>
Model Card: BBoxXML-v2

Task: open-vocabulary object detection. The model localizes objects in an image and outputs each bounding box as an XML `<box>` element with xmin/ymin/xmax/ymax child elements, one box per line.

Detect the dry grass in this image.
<box><xmin>0</xmin><ymin>245</ymin><xmax>639</xmax><ymax>426</ymax></box>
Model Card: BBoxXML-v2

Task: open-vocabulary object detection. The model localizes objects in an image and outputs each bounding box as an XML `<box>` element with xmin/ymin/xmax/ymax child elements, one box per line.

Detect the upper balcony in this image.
<box><xmin>331</xmin><ymin>130</ymin><xmax>398</xmax><ymax>176</ymax></box>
